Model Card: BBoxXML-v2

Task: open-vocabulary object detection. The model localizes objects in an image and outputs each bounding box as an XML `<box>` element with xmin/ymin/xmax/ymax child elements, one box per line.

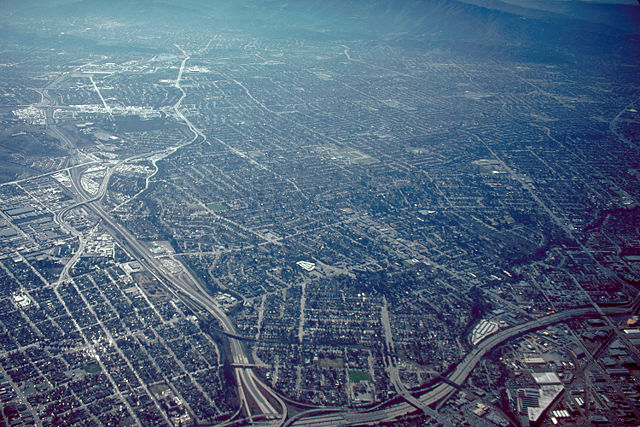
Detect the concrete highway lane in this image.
<box><xmin>63</xmin><ymin>166</ymin><xmax>284</xmax><ymax>422</ymax></box>
<box><xmin>292</xmin><ymin>301</ymin><xmax>638</xmax><ymax>426</ymax></box>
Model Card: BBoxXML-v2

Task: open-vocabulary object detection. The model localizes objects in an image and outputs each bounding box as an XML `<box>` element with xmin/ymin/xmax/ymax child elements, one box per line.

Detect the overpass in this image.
<box><xmin>291</xmin><ymin>299</ymin><xmax>639</xmax><ymax>426</ymax></box>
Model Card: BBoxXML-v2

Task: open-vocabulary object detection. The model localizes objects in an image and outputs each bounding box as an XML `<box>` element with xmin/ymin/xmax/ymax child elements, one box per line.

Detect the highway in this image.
<box><xmin>63</xmin><ymin>167</ymin><xmax>285</xmax><ymax>423</ymax></box>
<box><xmin>292</xmin><ymin>300</ymin><xmax>639</xmax><ymax>426</ymax></box>
<box><xmin>55</xmin><ymin>158</ymin><xmax>640</xmax><ymax>426</ymax></box>
<box><xmin>60</xmin><ymin>167</ymin><xmax>638</xmax><ymax>427</ymax></box>
<box><xmin>380</xmin><ymin>298</ymin><xmax>453</xmax><ymax>426</ymax></box>
<box><xmin>46</xmin><ymin>46</ymin><xmax>286</xmax><ymax>423</ymax></box>
<box><xmin>43</xmin><ymin>45</ymin><xmax>640</xmax><ymax>427</ymax></box>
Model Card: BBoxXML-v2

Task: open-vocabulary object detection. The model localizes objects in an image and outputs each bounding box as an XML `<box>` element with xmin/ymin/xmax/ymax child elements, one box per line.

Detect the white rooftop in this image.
<box><xmin>532</xmin><ymin>372</ymin><xmax>562</xmax><ymax>385</ymax></box>
<box><xmin>296</xmin><ymin>261</ymin><xmax>316</xmax><ymax>272</ymax></box>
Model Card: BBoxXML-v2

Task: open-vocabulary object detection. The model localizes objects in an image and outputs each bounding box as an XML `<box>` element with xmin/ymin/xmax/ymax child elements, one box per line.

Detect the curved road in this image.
<box><xmin>291</xmin><ymin>300</ymin><xmax>638</xmax><ymax>426</ymax></box>
<box><xmin>48</xmin><ymin>47</ymin><xmax>286</xmax><ymax>424</ymax></box>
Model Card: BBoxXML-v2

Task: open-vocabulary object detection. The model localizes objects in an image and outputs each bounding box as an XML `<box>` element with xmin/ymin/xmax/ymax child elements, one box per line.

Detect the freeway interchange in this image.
<box><xmin>58</xmin><ymin>161</ymin><xmax>287</xmax><ymax>425</ymax></box>
<box><xmin>43</xmin><ymin>56</ymin><xmax>640</xmax><ymax>426</ymax></box>
<box><xmin>47</xmin><ymin>45</ymin><xmax>289</xmax><ymax>423</ymax></box>
<box><xmin>287</xmin><ymin>299</ymin><xmax>640</xmax><ymax>426</ymax></box>
<box><xmin>53</xmin><ymin>164</ymin><xmax>640</xmax><ymax>426</ymax></box>
<box><xmin>44</xmin><ymin>45</ymin><xmax>288</xmax><ymax>425</ymax></box>
<box><xmin>33</xmin><ymin>32</ymin><xmax>640</xmax><ymax>427</ymax></box>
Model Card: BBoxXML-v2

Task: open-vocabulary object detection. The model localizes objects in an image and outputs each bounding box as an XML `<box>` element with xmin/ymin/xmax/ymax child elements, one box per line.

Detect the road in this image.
<box><xmin>292</xmin><ymin>299</ymin><xmax>638</xmax><ymax>426</ymax></box>
<box><xmin>89</xmin><ymin>74</ymin><xmax>113</xmax><ymax>117</ymax></box>
<box><xmin>41</xmin><ymin>44</ymin><xmax>640</xmax><ymax>427</ymax></box>
<box><xmin>45</xmin><ymin>45</ymin><xmax>285</xmax><ymax>424</ymax></box>
<box><xmin>379</xmin><ymin>298</ymin><xmax>448</xmax><ymax>423</ymax></box>
<box><xmin>63</xmin><ymin>165</ymin><xmax>285</xmax><ymax>423</ymax></box>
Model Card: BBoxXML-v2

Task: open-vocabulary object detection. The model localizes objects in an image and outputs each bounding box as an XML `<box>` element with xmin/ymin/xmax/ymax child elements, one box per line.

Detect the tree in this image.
<box><xmin>469</xmin><ymin>285</ymin><xmax>490</xmax><ymax>320</ymax></box>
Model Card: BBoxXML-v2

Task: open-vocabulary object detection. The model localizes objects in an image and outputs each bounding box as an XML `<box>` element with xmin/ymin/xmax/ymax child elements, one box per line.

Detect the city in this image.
<box><xmin>1</xmin><ymin>0</ymin><xmax>640</xmax><ymax>426</ymax></box>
